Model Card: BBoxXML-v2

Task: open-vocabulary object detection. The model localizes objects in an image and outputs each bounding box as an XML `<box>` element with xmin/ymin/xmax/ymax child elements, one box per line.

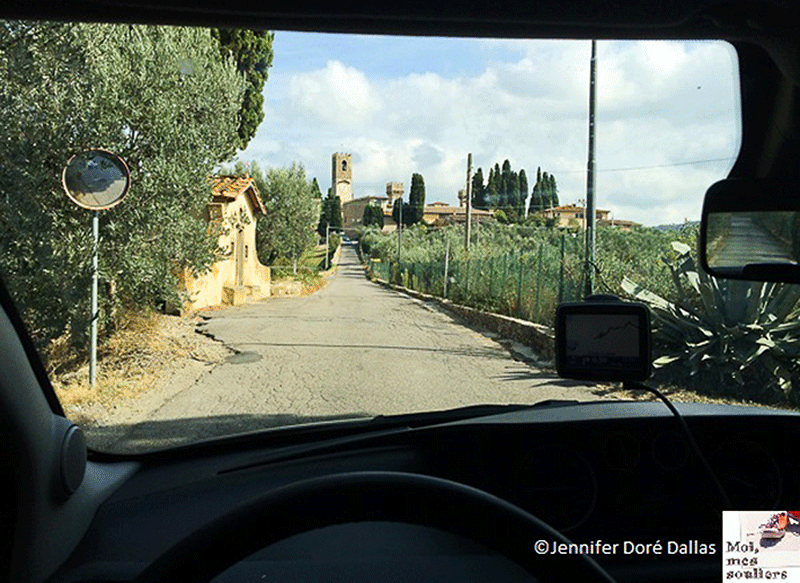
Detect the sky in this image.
<box><xmin>239</xmin><ymin>33</ymin><xmax>741</xmax><ymax>227</ymax></box>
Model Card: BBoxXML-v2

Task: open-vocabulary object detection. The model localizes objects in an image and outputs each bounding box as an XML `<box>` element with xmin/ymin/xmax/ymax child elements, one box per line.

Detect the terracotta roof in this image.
<box><xmin>547</xmin><ymin>204</ymin><xmax>610</xmax><ymax>213</ymax></box>
<box><xmin>423</xmin><ymin>205</ymin><xmax>493</xmax><ymax>215</ymax></box>
<box><xmin>208</xmin><ymin>175</ymin><xmax>267</xmax><ymax>215</ymax></box>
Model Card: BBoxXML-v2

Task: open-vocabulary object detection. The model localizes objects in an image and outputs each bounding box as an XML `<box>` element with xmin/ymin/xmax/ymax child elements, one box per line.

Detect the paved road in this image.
<box><xmin>97</xmin><ymin>245</ymin><xmax>607</xmax><ymax>451</ymax></box>
<box><xmin>713</xmin><ymin>216</ymin><xmax>795</xmax><ymax>267</ymax></box>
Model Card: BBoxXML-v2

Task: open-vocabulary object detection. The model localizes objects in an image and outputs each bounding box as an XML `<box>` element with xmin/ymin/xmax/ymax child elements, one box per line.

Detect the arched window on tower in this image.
<box><xmin>341</xmin><ymin>160</ymin><xmax>347</xmax><ymax>172</ymax></box>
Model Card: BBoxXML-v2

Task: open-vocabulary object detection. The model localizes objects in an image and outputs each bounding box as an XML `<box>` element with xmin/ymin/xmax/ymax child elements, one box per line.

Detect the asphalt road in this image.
<box><xmin>713</xmin><ymin>216</ymin><xmax>795</xmax><ymax>267</ymax></box>
<box><xmin>96</xmin><ymin>244</ymin><xmax>607</xmax><ymax>452</ymax></box>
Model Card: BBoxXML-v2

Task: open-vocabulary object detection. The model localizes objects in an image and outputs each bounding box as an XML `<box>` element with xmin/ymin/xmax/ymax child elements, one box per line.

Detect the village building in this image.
<box><xmin>341</xmin><ymin>175</ymin><xmax>496</xmax><ymax>234</ymax></box>
<box><xmin>541</xmin><ymin>203</ymin><xmax>640</xmax><ymax>230</ymax></box>
<box><xmin>541</xmin><ymin>203</ymin><xmax>609</xmax><ymax>229</ymax></box>
<box><xmin>598</xmin><ymin>218</ymin><xmax>641</xmax><ymax>230</ymax></box>
<box><xmin>342</xmin><ymin>195</ymin><xmax>388</xmax><ymax>236</ymax></box>
<box><xmin>420</xmin><ymin>201</ymin><xmax>494</xmax><ymax>227</ymax></box>
<box><xmin>178</xmin><ymin>176</ymin><xmax>271</xmax><ymax>310</ymax></box>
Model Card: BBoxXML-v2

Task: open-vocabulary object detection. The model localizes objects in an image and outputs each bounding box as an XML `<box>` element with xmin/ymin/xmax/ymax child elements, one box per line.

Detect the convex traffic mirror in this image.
<box><xmin>62</xmin><ymin>149</ymin><xmax>130</xmax><ymax>210</ymax></box>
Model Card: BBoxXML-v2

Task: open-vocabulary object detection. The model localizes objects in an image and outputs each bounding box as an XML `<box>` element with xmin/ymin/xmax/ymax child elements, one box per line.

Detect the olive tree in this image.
<box><xmin>0</xmin><ymin>22</ymin><xmax>244</xmax><ymax>358</ymax></box>
<box><xmin>255</xmin><ymin>163</ymin><xmax>318</xmax><ymax>274</ymax></box>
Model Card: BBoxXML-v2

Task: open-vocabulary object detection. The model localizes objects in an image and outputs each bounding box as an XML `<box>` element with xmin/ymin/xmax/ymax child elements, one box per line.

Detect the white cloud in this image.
<box><xmin>288</xmin><ymin>60</ymin><xmax>382</xmax><ymax>127</ymax></box>
<box><xmin>242</xmin><ymin>38</ymin><xmax>740</xmax><ymax>226</ymax></box>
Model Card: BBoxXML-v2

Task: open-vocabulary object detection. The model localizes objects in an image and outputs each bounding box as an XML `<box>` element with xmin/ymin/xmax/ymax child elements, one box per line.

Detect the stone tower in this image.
<box><xmin>386</xmin><ymin>182</ymin><xmax>404</xmax><ymax>207</ymax></box>
<box><xmin>331</xmin><ymin>153</ymin><xmax>353</xmax><ymax>203</ymax></box>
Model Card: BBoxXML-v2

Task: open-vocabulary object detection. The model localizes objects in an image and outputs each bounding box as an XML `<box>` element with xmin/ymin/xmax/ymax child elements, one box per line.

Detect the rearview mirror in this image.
<box><xmin>700</xmin><ymin>178</ymin><xmax>800</xmax><ymax>283</ymax></box>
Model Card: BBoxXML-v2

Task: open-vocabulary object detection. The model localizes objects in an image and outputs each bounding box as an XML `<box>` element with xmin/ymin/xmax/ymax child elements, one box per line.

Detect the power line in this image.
<box><xmin>552</xmin><ymin>156</ymin><xmax>735</xmax><ymax>174</ymax></box>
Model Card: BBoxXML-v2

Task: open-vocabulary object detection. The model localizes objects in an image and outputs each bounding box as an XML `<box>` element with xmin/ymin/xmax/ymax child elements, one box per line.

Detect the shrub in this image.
<box><xmin>622</xmin><ymin>241</ymin><xmax>800</xmax><ymax>404</ymax></box>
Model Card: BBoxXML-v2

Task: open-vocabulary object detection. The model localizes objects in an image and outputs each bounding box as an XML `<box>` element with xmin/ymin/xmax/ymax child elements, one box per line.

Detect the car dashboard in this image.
<box><xmin>45</xmin><ymin>401</ymin><xmax>800</xmax><ymax>583</ymax></box>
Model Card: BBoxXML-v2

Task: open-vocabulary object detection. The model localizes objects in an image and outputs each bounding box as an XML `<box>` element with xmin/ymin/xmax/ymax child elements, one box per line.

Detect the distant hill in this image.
<box><xmin>653</xmin><ymin>221</ymin><xmax>700</xmax><ymax>231</ymax></box>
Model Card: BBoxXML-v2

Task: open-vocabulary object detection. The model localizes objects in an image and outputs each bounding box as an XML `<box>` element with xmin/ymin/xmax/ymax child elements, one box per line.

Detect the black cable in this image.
<box><xmin>623</xmin><ymin>380</ymin><xmax>731</xmax><ymax>508</ymax></box>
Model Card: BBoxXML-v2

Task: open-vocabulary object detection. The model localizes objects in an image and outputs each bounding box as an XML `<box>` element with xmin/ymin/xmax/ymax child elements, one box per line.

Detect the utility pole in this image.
<box><xmin>585</xmin><ymin>39</ymin><xmax>597</xmax><ymax>298</ymax></box>
<box><xmin>465</xmin><ymin>153</ymin><xmax>472</xmax><ymax>252</ymax></box>
<box><xmin>397</xmin><ymin>197</ymin><xmax>403</xmax><ymax>262</ymax></box>
<box><xmin>443</xmin><ymin>237</ymin><xmax>450</xmax><ymax>299</ymax></box>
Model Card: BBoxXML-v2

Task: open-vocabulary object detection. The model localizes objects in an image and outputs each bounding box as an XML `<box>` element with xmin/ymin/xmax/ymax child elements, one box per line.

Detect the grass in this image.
<box><xmin>269</xmin><ymin>243</ymin><xmax>339</xmax><ymax>296</ymax></box>
<box><xmin>51</xmin><ymin>310</ymin><xmax>229</xmax><ymax>423</ymax></box>
<box><xmin>608</xmin><ymin>381</ymin><xmax>800</xmax><ymax>412</ymax></box>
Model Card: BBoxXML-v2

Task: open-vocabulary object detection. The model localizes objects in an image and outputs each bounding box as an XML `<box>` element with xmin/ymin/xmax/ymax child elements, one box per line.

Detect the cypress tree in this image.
<box><xmin>549</xmin><ymin>174</ymin><xmax>559</xmax><ymax>207</ymax></box>
<box><xmin>409</xmin><ymin>173</ymin><xmax>426</xmax><ymax>224</ymax></box>
<box><xmin>471</xmin><ymin>167</ymin><xmax>485</xmax><ymax>209</ymax></box>
<box><xmin>542</xmin><ymin>172</ymin><xmax>551</xmax><ymax>209</ymax></box>
<box><xmin>507</xmin><ymin>171</ymin><xmax>520</xmax><ymax>222</ymax></box>
<box><xmin>518</xmin><ymin>168</ymin><xmax>529</xmax><ymax>219</ymax></box>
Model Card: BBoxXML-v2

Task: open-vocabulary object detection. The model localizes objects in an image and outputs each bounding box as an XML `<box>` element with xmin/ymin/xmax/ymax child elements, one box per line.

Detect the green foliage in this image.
<box><xmin>0</xmin><ymin>22</ymin><xmax>243</xmax><ymax>357</ymax></box>
<box><xmin>518</xmin><ymin>169</ymin><xmax>529</xmax><ymax>219</ymax></box>
<box><xmin>317</xmin><ymin>190</ymin><xmax>342</xmax><ymax>236</ymax></box>
<box><xmin>392</xmin><ymin>199</ymin><xmax>414</xmax><ymax>227</ymax></box>
<box><xmin>255</xmin><ymin>162</ymin><xmax>318</xmax><ymax>273</ymax></box>
<box><xmin>211</xmin><ymin>28</ymin><xmax>274</xmax><ymax>150</ymax></box>
<box><xmin>361</xmin><ymin>222</ymin><xmax>704</xmax><ymax>325</ymax></box>
<box><xmin>476</xmin><ymin>159</ymin><xmax>530</xmax><ymax>223</ymax></box>
<box><xmin>409</xmin><ymin>173</ymin><xmax>426</xmax><ymax>225</ymax></box>
<box><xmin>527</xmin><ymin>167</ymin><xmax>559</xmax><ymax>215</ymax></box>
<box><xmin>493</xmin><ymin>209</ymin><xmax>509</xmax><ymax>224</ymax></box>
<box><xmin>327</xmin><ymin>233</ymin><xmax>341</xmax><ymax>265</ymax></box>
<box><xmin>471</xmin><ymin>167</ymin><xmax>486</xmax><ymax>209</ymax></box>
<box><xmin>310</xmin><ymin>177</ymin><xmax>322</xmax><ymax>199</ymax></box>
<box><xmin>362</xmin><ymin>204</ymin><xmax>384</xmax><ymax>228</ymax></box>
<box><xmin>622</xmin><ymin>241</ymin><xmax>800</xmax><ymax>404</ymax></box>
<box><xmin>506</xmin><ymin>172</ymin><xmax>520</xmax><ymax>223</ymax></box>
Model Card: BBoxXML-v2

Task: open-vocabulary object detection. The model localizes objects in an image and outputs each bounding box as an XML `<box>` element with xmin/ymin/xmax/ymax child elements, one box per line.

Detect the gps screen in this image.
<box><xmin>556</xmin><ymin>302</ymin><xmax>651</xmax><ymax>382</ymax></box>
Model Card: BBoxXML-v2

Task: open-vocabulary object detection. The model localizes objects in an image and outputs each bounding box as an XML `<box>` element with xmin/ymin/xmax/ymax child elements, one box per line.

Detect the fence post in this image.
<box><xmin>465</xmin><ymin>257</ymin><xmax>471</xmax><ymax>299</ymax></box>
<box><xmin>559</xmin><ymin>233</ymin><xmax>566</xmax><ymax>304</ymax></box>
<box><xmin>535</xmin><ymin>243</ymin><xmax>543</xmax><ymax>322</ymax></box>
<box><xmin>516</xmin><ymin>253</ymin><xmax>524</xmax><ymax>317</ymax></box>
<box><xmin>443</xmin><ymin>238</ymin><xmax>450</xmax><ymax>299</ymax></box>
<box><xmin>475</xmin><ymin>258</ymin><xmax>482</xmax><ymax>304</ymax></box>
<box><xmin>502</xmin><ymin>253</ymin><xmax>509</xmax><ymax>310</ymax></box>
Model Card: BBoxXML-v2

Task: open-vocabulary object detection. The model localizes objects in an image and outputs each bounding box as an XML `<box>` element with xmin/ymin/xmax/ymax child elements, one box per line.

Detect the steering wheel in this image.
<box><xmin>133</xmin><ymin>471</ymin><xmax>616</xmax><ymax>583</ymax></box>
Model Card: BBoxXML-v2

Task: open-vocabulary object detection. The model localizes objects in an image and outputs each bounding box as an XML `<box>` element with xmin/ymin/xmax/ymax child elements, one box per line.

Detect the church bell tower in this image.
<box><xmin>331</xmin><ymin>153</ymin><xmax>353</xmax><ymax>203</ymax></box>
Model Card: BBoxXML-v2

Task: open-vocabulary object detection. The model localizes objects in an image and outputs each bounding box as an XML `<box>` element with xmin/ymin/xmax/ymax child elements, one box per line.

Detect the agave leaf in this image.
<box><xmin>626</xmin><ymin>241</ymin><xmax>800</xmax><ymax>402</ymax></box>
<box><xmin>653</xmin><ymin>355</ymin><xmax>681</xmax><ymax>367</ymax></box>
<box><xmin>744</xmin><ymin>281</ymin><xmax>765</xmax><ymax>324</ymax></box>
<box><xmin>742</xmin><ymin>343</ymin><xmax>771</xmax><ymax>367</ymax></box>
<box><xmin>687</xmin><ymin>339</ymin><xmax>712</xmax><ymax>349</ymax></box>
<box><xmin>755</xmin><ymin>336</ymin><xmax>776</xmax><ymax>348</ymax></box>
<box><xmin>671</xmin><ymin>241</ymin><xmax>691</xmax><ymax>255</ymax></box>
<box><xmin>760</xmin><ymin>354</ymin><xmax>794</xmax><ymax>393</ymax></box>
<box><xmin>621</xmin><ymin>276</ymin><xmax>672</xmax><ymax>311</ymax></box>
<box><xmin>763</xmin><ymin>283</ymin><xmax>800</xmax><ymax>322</ymax></box>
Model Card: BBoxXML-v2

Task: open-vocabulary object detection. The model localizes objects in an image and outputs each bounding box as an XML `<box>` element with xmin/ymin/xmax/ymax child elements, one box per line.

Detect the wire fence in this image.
<box><xmin>368</xmin><ymin>234</ymin><xmax>587</xmax><ymax>327</ymax></box>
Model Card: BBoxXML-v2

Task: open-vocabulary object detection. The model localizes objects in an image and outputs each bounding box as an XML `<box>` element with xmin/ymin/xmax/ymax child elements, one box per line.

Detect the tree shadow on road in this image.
<box><xmin>490</xmin><ymin>368</ymin><xmax>622</xmax><ymax>398</ymax></box>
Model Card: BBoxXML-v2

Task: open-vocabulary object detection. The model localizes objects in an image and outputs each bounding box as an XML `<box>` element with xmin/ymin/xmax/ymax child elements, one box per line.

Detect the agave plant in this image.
<box><xmin>621</xmin><ymin>242</ymin><xmax>800</xmax><ymax>403</ymax></box>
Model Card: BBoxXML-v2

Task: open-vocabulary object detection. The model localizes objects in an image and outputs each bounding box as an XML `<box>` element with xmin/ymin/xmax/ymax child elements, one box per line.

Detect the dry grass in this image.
<box><xmin>51</xmin><ymin>311</ymin><xmax>229</xmax><ymax>423</ymax></box>
<box><xmin>609</xmin><ymin>383</ymin><xmax>800</xmax><ymax>412</ymax></box>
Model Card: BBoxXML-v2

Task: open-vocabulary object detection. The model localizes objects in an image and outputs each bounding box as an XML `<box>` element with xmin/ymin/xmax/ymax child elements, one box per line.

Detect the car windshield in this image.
<box><xmin>0</xmin><ymin>23</ymin><xmax>748</xmax><ymax>454</ymax></box>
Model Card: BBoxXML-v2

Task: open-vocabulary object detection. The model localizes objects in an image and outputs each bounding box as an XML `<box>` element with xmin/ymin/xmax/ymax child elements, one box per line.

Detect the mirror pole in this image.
<box><xmin>90</xmin><ymin>211</ymin><xmax>99</xmax><ymax>388</ymax></box>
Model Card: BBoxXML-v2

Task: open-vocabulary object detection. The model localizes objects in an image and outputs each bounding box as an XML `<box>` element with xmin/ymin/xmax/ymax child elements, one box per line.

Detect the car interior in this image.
<box><xmin>3</xmin><ymin>0</ymin><xmax>800</xmax><ymax>582</ymax></box>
